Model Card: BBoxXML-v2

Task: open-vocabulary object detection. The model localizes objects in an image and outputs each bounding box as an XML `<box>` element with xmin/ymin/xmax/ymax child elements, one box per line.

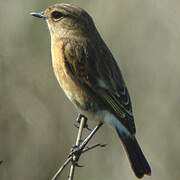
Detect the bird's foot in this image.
<box><xmin>74</xmin><ymin>114</ymin><xmax>91</xmax><ymax>131</ymax></box>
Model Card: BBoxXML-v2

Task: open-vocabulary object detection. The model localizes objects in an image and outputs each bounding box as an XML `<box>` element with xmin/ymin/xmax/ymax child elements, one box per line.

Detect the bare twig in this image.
<box><xmin>51</xmin><ymin>116</ymin><xmax>86</xmax><ymax>180</ymax></box>
<box><xmin>68</xmin><ymin>116</ymin><xmax>86</xmax><ymax>180</ymax></box>
<box><xmin>77</xmin><ymin>123</ymin><xmax>103</xmax><ymax>152</ymax></box>
<box><xmin>51</xmin><ymin>157</ymin><xmax>72</xmax><ymax>180</ymax></box>
<box><xmin>51</xmin><ymin>143</ymin><xmax>106</xmax><ymax>180</ymax></box>
<box><xmin>51</xmin><ymin>117</ymin><xmax>105</xmax><ymax>180</ymax></box>
<box><xmin>82</xmin><ymin>143</ymin><xmax>107</xmax><ymax>153</ymax></box>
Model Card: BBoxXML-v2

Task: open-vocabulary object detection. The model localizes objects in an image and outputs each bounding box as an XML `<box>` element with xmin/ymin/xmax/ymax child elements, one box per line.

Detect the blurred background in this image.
<box><xmin>0</xmin><ymin>0</ymin><xmax>180</xmax><ymax>179</ymax></box>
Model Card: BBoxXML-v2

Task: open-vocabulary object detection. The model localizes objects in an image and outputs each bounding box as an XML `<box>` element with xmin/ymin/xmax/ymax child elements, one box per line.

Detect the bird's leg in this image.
<box><xmin>74</xmin><ymin>114</ymin><xmax>91</xmax><ymax>131</ymax></box>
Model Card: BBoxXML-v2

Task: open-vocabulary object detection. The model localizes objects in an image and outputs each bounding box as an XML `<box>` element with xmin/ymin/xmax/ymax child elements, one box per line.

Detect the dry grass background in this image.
<box><xmin>0</xmin><ymin>0</ymin><xmax>180</xmax><ymax>179</ymax></box>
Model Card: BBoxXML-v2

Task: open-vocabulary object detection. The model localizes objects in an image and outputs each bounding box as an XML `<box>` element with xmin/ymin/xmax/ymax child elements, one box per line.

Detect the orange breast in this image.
<box><xmin>51</xmin><ymin>39</ymin><xmax>88</xmax><ymax>107</ymax></box>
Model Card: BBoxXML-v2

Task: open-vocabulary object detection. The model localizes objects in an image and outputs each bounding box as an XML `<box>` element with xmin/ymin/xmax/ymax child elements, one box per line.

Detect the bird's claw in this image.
<box><xmin>72</xmin><ymin>161</ymin><xmax>84</xmax><ymax>167</ymax></box>
<box><xmin>69</xmin><ymin>146</ymin><xmax>82</xmax><ymax>158</ymax></box>
<box><xmin>75</xmin><ymin>114</ymin><xmax>92</xmax><ymax>131</ymax></box>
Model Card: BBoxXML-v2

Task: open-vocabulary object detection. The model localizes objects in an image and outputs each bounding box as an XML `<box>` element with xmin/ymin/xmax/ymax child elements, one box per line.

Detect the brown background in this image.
<box><xmin>0</xmin><ymin>0</ymin><xmax>180</xmax><ymax>179</ymax></box>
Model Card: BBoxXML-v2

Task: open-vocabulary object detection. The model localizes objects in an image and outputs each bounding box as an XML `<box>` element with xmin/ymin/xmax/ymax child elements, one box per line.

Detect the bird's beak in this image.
<box><xmin>30</xmin><ymin>12</ymin><xmax>47</xmax><ymax>19</ymax></box>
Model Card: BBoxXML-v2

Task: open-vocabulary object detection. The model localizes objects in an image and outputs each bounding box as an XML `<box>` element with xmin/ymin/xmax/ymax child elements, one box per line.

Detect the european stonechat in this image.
<box><xmin>31</xmin><ymin>3</ymin><xmax>151</xmax><ymax>178</ymax></box>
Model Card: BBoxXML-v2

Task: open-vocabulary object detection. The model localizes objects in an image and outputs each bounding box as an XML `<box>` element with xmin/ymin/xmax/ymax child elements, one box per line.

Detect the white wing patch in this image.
<box><xmin>98</xmin><ymin>79</ymin><xmax>108</xmax><ymax>89</ymax></box>
<box><xmin>102</xmin><ymin>110</ymin><xmax>131</xmax><ymax>136</ymax></box>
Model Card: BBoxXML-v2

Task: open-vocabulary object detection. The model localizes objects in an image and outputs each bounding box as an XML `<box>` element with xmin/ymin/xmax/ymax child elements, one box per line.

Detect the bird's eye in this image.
<box><xmin>51</xmin><ymin>11</ymin><xmax>64</xmax><ymax>20</ymax></box>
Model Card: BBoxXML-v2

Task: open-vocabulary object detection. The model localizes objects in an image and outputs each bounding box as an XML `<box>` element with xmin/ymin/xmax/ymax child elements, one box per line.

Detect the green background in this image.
<box><xmin>0</xmin><ymin>0</ymin><xmax>180</xmax><ymax>179</ymax></box>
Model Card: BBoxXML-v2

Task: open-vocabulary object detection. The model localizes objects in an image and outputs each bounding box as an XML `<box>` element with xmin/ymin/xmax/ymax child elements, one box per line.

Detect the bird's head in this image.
<box><xmin>31</xmin><ymin>3</ymin><xmax>97</xmax><ymax>40</ymax></box>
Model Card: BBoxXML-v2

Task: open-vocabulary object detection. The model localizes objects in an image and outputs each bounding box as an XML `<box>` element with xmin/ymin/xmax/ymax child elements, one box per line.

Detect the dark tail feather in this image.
<box><xmin>116</xmin><ymin>129</ymin><xmax>151</xmax><ymax>178</ymax></box>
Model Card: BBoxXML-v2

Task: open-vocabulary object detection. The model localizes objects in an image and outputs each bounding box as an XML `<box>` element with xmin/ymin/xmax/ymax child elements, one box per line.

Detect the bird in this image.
<box><xmin>30</xmin><ymin>3</ymin><xmax>151</xmax><ymax>178</ymax></box>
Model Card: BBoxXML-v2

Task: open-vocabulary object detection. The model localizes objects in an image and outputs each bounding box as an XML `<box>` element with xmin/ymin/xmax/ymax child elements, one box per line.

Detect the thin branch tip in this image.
<box><xmin>51</xmin><ymin>115</ymin><xmax>104</xmax><ymax>180</ymax></box>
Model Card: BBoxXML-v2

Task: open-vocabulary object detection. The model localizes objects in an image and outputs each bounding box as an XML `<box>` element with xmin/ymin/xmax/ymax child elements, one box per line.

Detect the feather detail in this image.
<box><xmin>63</xmin><ymin>38</ymin><xmax>136</xmax><ymax>135</ymax></box>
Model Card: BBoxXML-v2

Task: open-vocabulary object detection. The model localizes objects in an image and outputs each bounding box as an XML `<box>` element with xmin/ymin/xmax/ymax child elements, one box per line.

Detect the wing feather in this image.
<box><xmin>63</xmin><ymin>38</ymin><xmax>136</xmax><ymax>135</ymax></box>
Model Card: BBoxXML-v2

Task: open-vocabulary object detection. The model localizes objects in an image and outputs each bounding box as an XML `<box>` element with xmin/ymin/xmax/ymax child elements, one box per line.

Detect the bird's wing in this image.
<box><xmin>63</xmin><ymin>39</ymin><xmax>136</xmax><ymax>135</ymax></box>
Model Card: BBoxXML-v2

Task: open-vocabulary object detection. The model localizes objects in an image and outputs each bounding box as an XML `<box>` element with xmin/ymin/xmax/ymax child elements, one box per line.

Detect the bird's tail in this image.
<box><xmin>115</xmin><ymin>128</ymin><xmax>151</xmax><ymax>178</ymax></box>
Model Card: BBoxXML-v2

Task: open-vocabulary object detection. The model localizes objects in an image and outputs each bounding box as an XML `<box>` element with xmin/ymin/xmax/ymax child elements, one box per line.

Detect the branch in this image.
<box><xmin>51</xmin><ymin>143</ymin><xmax>106</xmax><ymax>180</ymax></box>
<box><xmin>68</xmin><ymin>116</ymin><xmax>86</xmax><ymax>180</ymax></box>
<box><xmin>51</xmin><ymin>157</ymin><xmax>72</xmax><ymax>180</ymax></box>
<box><xmin>51</xmin><ymin>117</ymin><xmax>105</xmax><ymax>180</ymax></box>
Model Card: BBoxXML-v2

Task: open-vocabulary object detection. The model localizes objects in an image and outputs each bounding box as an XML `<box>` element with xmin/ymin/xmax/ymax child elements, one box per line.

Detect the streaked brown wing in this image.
<box><xmin>63</xmin><ymin>38</ymin><xmax>136</xmax><ymax>135</ymax></box>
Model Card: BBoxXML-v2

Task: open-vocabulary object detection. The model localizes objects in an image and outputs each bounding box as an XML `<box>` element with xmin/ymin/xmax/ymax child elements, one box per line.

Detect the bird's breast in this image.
<box><xmin>51</xmin><ymin>39</ymin><xmax>90</xmax><ymax>110</ymax></box>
